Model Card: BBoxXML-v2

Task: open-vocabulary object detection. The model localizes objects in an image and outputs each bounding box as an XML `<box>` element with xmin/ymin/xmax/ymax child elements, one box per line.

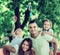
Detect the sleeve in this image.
<box><xmin>9</xmin><ymin>37</ymin><xmax>16</xmax><ymax>46</ymax></box>
<box><xmin>44</xmin><ymin>34</ymin><xmax>53</xmax><ymax>42</ymax></box>
<box><xmin>12</xmin><ymin>44</ymin><xmax>19</xmax><ymax>53</ymax></box>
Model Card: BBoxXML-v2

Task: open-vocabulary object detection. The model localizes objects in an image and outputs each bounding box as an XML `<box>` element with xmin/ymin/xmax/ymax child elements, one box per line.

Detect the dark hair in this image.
<box><xmin>29</xmin><ymin>20</ymin><xmax>36</xmax><ymax>24</ymax></box>
<box><xmin>18</xmin><ymin>38</ymin><xmax>32</xmax><ymax>55</ymax></box>
<box><xmin>42</xmin><ymin>19</ymin><xmax>52</xmax><ymax>28</ymax></box>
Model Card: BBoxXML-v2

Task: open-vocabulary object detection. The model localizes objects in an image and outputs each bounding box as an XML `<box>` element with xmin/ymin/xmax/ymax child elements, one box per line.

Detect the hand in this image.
<box><xmin>41</xmin><ymin>31</ymin><xmax>45</xmax><ymax>36</ymax></box>
<box><xmin>14</xmin><ymin>16</ymin><xmax>17</xmax><ymax>23</ymax></box>
<box><xmin>41</xmin><ymin>31</ymin><xmax>47</xmax><ymax>35</ymax></box>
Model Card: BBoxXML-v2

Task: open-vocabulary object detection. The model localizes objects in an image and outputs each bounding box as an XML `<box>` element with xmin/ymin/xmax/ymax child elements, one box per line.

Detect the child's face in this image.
<box><xmin>22</xmin><ymin>41</ymin><xmax>29</xmax><ymax>52</ymax></box>
<box><xmin>15</xmin><ymin>29</ymin><xmax>23</xmax><ymax>36</ymax></box>
<box><xmin>43</xmin><ymin>21</ymin><xmax>51</xmax><ymax>30</ymax></box>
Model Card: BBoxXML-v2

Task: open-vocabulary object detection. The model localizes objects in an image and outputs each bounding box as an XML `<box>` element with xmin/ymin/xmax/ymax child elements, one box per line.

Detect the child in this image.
<box><xmin>18</xmin><ymin>38</ymin><xmax>35</xmax><ymax>55</ymax></box>
<box><xmin>42</xmin><ymin>19</ymin><xmax>57</xmax><ymax>55</ymax></box>
<box><xmin>42</xmin><ymin>19</ymin><xmax>54</xmax><ymax>36</ymax></box>
<box><xmin>3</xmin><ymin>27</ymin><xmax>24</xmax><ymax>55</ymax></box>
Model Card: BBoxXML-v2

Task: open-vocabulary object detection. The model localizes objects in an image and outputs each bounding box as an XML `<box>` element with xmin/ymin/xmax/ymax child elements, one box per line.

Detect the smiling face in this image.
<box><xmin>28</xmin><ymin>22</ymin><xmax>38</xmax><ymax>35</ymax></box>
<box><xmin>22</xmin><ymin>41</ymin><xmax>29</xmax><ymax>52</ymax></box>
<box><xmin>15</xmin><ymin>28</ymin><xmax>23</xmax><ymax>37</ymax></box>
<box><xmin>43</xmin><ymin>21</ymin><xmax>51</xmax><ymax>31</ymax></box>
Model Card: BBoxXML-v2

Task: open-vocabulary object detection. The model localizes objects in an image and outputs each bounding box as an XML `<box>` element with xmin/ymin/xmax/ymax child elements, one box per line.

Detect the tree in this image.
<box><xmin>0</xmin><ymin>0</ymin><xmax>60</xmax><ymax>47</ymax></box>
<box><xmin>37</xmin><ymin>0</ymin><xmax>60</xmax><ymax>31</ymax></box>
<box><xmin>12</xmin><ymin>0</ymin><xmax>31</xmax><ymax>30</ymax></box>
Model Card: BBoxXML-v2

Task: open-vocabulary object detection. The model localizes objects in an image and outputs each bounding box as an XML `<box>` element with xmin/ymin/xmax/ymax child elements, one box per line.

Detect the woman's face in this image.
<box><xmin>22</xmin><ymin>41</ymin><xmax>29</xmax><ymax>52</ymax></box>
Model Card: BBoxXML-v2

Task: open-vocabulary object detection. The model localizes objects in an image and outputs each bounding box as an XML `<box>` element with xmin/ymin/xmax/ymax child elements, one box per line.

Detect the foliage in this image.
<box><xmin>0</xmin><ymin>0</ymin><xmax>60</xmax><ymax>48</ymax></box>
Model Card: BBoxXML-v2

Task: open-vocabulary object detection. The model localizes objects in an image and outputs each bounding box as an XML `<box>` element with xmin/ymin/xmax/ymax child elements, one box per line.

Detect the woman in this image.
<box><xmin>18</xmin><ymin>38</ymin><xmax>35</xmax><ymax>55</ymax></box>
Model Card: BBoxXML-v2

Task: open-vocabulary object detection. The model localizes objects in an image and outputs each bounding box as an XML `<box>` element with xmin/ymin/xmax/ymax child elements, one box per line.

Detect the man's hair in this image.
<box><xmin>29</xmin><ymin>20</ymin><xmax>36</xmax><ymax>24</ymax></box>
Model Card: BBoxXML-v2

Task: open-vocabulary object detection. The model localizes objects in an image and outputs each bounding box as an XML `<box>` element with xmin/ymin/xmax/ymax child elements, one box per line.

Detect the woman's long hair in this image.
<box><xmin>18</xmin><ymin>38</ymin><xmax>32</xmax><ymax>55</ymax></box>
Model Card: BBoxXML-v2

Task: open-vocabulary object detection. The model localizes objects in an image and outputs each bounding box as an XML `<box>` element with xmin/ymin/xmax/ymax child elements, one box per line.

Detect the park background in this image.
<box><xmin>0</xmin><ymin>0</ymin><xmax>60</xmax><ymax>50</ymax></box>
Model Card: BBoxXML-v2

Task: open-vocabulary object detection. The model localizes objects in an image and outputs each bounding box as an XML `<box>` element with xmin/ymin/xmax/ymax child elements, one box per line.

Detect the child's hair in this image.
<box><xmin>15</xmin><ymin>28</ymin><xmax>23</xmax><ymax>35</ymax></box>
<box><xmin>42</xmin><ymin>19</ymin><xmax>52</xmax><ymax>28</ymax></box>
<box><xmin>18</xmin><ymin>38</ymin><xmax>32</xmax><ymax>55</ymax></box>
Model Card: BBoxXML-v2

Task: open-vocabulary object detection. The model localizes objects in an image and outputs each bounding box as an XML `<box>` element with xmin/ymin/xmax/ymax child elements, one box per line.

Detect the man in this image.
<box><xmin>28</xmin><ymin>20</ymin><xmax>57</xmax><ymax>55</ymax></box>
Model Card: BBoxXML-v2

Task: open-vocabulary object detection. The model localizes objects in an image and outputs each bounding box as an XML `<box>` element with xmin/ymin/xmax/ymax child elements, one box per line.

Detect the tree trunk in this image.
<box><xmin>14</xmin><ymin>7</ymin><xmax>21</xmax><ymax>30</ymax></box>
<box><xmin>21</xmin><ymin>9</ymin><xmax>30</xmax><ymax>29</ymax></box>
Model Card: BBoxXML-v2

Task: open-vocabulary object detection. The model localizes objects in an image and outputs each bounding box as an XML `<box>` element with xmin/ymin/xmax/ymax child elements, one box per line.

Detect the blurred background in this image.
<box><xmin>0</xmin><ymin>0</ymin><xmax>60</xmax><ymax>50</ymax></box>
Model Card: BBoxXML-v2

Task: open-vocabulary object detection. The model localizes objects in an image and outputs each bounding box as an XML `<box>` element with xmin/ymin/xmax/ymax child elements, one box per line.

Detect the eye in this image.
<box><xmin>26</xmin><ymin>44</ymin><xmax>29</xmax><ymax>47</ymax></box>
<box><xmin>29</xmin><ymin>27</ymin><xmax>32</xmax><ymax>29</ymax></box>
<box><xmin>34</xmin><ymin>26</ymin><xmax>36</xmax><ymax>28</ymax></box>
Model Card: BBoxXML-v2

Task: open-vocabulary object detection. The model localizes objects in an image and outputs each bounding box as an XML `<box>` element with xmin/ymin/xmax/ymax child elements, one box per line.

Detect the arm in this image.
<box><xmin>41</xmin><ymin>31</ymin><xmax>54</xmax><ymax>37</ymax></box>
<box><xmin>11</xmin><ymin>16</ymin><xmax>17</xmax><ymax>38</ymax></box>
<box><xmin>11</xmin><ymin>24</ymin><xmax>15</xmax><ymax>38</ymax></box>
<box><xmin>3</xmin><ymin>45</ymin><xmax>16</xmax><ymax>53</ymax></box>
<box><xmin>50</xmin><ymin>38</ymin><xmax>57</xmax><ymax>55</ymax></box>
<box><xmin>44</xmin><ymin>31</ymin><xmax>54</xmax><ymax>36</ymax></box>
<box><xmin>31</xmin><ymin>48</ymin><xmax>36</xmax><ymax>55</ymax></box>
<box><xmin>45</xmin><ymin>29</ymin><xmax>54</xmax><ymax>36</ymax></box>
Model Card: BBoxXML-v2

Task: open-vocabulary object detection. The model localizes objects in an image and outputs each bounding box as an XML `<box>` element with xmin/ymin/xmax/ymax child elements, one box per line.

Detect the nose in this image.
<box><xmin>31</xmin><ymin>28</ymin><xmax>35</xmax><ymax>31</ymax></box>
<box><xmin>23</xmin><ymin>45</ymin><xmax>27</xmax><ymax>49</ymax></box>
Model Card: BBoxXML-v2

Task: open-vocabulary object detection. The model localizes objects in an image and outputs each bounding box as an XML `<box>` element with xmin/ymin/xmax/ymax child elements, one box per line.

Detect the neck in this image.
<box><xmin>18</xmin><ymin>35</ymin><xmax>23</xmax><ymax>38</ymax></box>
<box><xmin>31</xmin><ymin>32</ymin><xmax>39</xmax><ymax>38</ymax></box>
<box><xmin>43</xmin><ymin>29</ymin><xmax>49</xmax><ymax>31</ymax></box>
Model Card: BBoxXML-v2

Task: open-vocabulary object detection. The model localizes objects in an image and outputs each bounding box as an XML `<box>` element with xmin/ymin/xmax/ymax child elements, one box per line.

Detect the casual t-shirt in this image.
<box><xmin>9</xmin><ymin>35</ymin><xmax>23</xmax><ymax>52</ymax></box>
<box><xmin>28</xmin><ymin>34</ymin><xmax>53</xmax><ymax>55</ymax></box>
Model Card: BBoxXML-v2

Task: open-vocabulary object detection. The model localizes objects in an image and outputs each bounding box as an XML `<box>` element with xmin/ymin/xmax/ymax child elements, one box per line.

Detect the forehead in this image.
<box><xmin>44</xmin><ymin>21</ymin><xmax>50</xmax><ymax>25</ymax></box>
<box><xmin>29</xmin><ymin>23</ymin><xmax>38</xmax><ymax>27</ymax></box>
<box><xmin>16</xmin><ymin>28</ymin><xmax>22</xmax><ymax>32</ymax></box>
<box><xmin>23</xmin><ymin>41</ymin><xmax>29</xmax><ymax>45</ymax></box>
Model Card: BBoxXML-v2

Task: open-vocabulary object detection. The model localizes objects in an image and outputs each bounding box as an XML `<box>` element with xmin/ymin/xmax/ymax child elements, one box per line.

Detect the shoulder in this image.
<box><xmin>49</xmin><ymin>29</ymin><xmax>53</xmax><ymax>32</ymax></box>
<box><xmin>43</xmin><ymin>34</ymin><xmax>53</xmax><ymax>41</ymax></box>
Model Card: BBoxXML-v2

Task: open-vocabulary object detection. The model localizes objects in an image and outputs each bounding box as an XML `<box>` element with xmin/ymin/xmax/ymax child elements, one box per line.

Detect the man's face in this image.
<box><xmin>28</xmin><ymin>22</ymin><xmax>38</xmax><ymax>35</ymax></box>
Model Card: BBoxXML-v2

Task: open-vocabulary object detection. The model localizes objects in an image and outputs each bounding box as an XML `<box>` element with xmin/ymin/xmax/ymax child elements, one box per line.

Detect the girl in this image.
<box><xmin>42</xmin><ymin>19</ymin><xmax>54</xmax><ymax>36</ymax></box>
<box><xmin>42</xmin><ymin>19</ymin><xmax>57</xmax><ymax>55</ymax></box>
<box><xmin>18</xmin><ymin>38</ymin><xmax>35</xmax><ymax>55</ymax></box>
<box><xmin>3</xmin><ymin>27</ymin><xmax>23</xmax><ymax>55</ymax></box>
